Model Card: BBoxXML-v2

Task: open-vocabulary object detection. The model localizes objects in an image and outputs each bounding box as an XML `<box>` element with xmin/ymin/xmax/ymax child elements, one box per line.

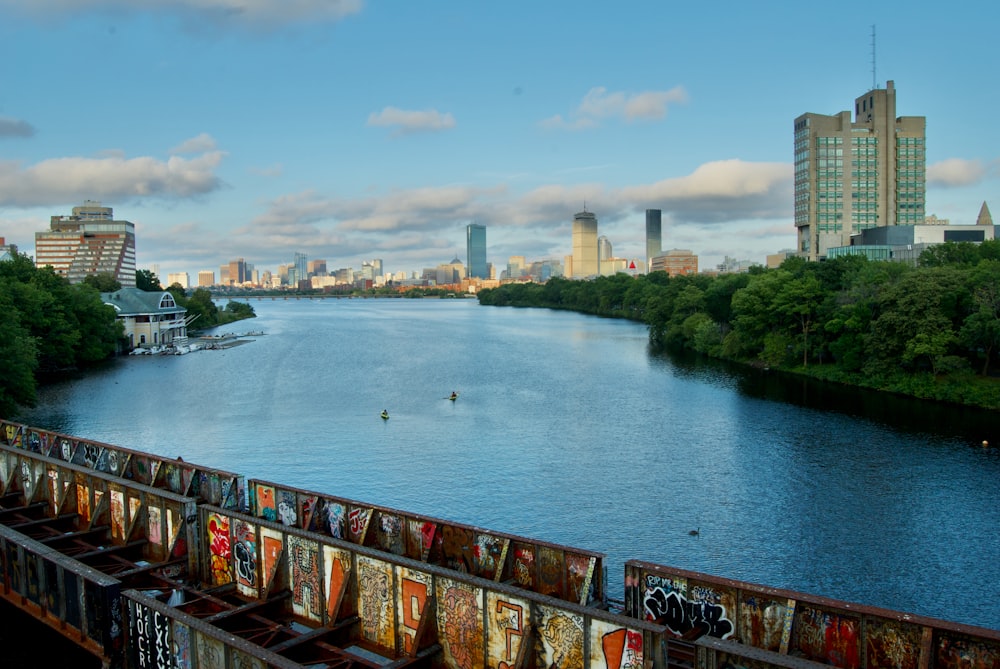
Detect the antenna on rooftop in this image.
<box><xmin>870</xmin><ymin>25</ymin><xmax>877</xmax><ymax>90</ymax></box>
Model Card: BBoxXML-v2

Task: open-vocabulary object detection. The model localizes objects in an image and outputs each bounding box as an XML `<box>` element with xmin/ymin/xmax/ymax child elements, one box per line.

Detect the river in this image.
<box><xmin>13</xmin><ymin>297</ymin><xmax>1000</xmax><ymax>631</ymax></box>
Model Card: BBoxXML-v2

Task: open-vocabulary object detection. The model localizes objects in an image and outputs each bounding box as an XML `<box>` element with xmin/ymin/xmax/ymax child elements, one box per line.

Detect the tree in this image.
<box><xmin>0</xmin><ymin>289</ymin><xmax>39</xmax><ymax>416</ymax></box>
<box><xmin>136</xmin><ymin>269</ymin><xmax>162</xmax><ymax>291</ymax></box>
<box><xmin>772</xmin><ymin>274</ymin><xmax>825</xmax><ymax>367</ymax></box>
<box><xmin>82</xmin><ymin>272</ymin><xmax>122</xmax><ymax>292</ymax></box>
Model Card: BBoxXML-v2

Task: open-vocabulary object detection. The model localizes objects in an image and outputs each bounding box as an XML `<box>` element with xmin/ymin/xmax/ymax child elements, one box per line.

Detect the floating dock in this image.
<box><xmin>0</xmin><ymin>419</ymin><xmax>997</xmax><ymax>669</ymax></box>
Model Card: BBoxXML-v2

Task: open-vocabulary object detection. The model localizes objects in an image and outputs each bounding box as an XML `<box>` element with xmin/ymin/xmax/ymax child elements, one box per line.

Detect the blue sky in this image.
<box><xmin>1</xmin><ymin>1</ymin><xmax>997</xmax><ymax>281</ymax></box>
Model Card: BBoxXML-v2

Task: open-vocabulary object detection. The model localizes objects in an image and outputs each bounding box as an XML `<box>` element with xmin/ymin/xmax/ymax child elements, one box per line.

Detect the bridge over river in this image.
<box><xmin>1</xmin><ymin>420</ymin><xmax>998</xmax><ymax>669</ymax></box>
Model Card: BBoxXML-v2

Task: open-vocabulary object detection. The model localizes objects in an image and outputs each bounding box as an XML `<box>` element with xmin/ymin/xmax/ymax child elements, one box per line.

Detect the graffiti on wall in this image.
<box><xmin>591</xmin><ymin>623</ymin><xmax>643</xmax><ymax>669</ymax></box>
<box><xmin>407</xmin><ymin>519</ymin><xmax>436</xmax><ymax>561</ymax></box>
<box><xmin>642</xmin><ymin>577</ymin><xmax>734</xmax><ymax>639</ymax></box>
<box><xmin>277</xmin><ymin>489</ymin><xmax>297</xmax><ymax>526</ymax></box>
<box><xmin>398</xmin><ymin>567</ymin><xmax>431</xmax><ymax>654</ymax></box>
<box><xmin>864</xmin><ymin>618</ymin><xmax>922</xmax><ymax>669</ymax></box>
<box><xmin>358</xmin><ymin>555</ymin><xmax>394</xmax><ymax>648</ymax></box>
<box><xmin>486</xmin><ymin>591</ymin><xmax>529</xmax><ymax>669</ymax></box>
<box><xmin>739</xmin><ymin>595</ymin><xmax>788</xmax><ymax>651</ymax></box>
<box><xmin>206</xmin><ymin>512</ymin><xmax>232</xmax><ymax>586</ymax></box>
<box><xmin>288</xmin><ymin>535</ymin><xmax>323</xmax><ymax>621</ymax></box>
<box><xmin>233</xmin><ymin>519</ymin><xmax>258</xmax><ymax>598</ymax></box>
<box><xmin>260</xmin><ymin>527</ymin><xmax>283</xmax><ymax>593</ymax></box>
<box><xmin>437</xmin><ymin>577</ymin><xmax>484</xmax><ymax>669</ymax></box>
<box><xmin>512</xmin><ymin>544</ymin><xmax>535</xmax><ymax>589</ymax></box>
<box><xmin>254</xmin><ymin>483</ymin><xmax>276</xmax><ymax>521</ymax></box>
<box><xmin>538</xmin><ymin>604</ymin><xmax>584</xmax><ymax>669</ymax></box>
<box><xmin>794</xmin><ymin>606</ymin><xmax>860</xmax><ymax>669</ymax></box>
<box><xmin>324</xmin><ymin>545</ymin><xmax>351</xmax><ymax>621</ymax></box>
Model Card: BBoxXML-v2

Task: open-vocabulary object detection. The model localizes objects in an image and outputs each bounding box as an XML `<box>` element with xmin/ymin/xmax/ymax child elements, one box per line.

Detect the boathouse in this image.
<box><xmin>101</xmin><ymin>287</ymin><xmax>193</xmax><ymax>351</ymax></box>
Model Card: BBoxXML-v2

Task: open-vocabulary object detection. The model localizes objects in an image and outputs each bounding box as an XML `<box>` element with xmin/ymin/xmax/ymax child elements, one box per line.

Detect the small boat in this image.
<box><xmin>380</xmin><ymin>410</ymin><xmax>389</xmax><ymax>420</ymax></box>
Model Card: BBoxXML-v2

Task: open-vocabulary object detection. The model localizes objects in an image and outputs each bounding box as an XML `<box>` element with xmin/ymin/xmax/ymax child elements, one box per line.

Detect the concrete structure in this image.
<box><xmin>198</xmin><ymin>270</ymin><xmax>215</xmax><ymax>287</ymax></box>
<box><xmin>646</xmin><ymin>209</ymin><xmax>662</xmax><ymax>273</ymax></box>
<box><xmin>977</xmin><ymin>201</ymin><xmax>994</xmax><ymax>227</ymax></box>
<box><xmin>35</xmin><ymin>201</ymin><xmax>137</xmax><ymax>286</ymax></box>
<box><xmin>598</xmin><ymin>235</ymin><xmax>613</xmax><ymax>275</ymax></box>
<box><xmin>794</xmin><ymin>80</ymin><xmax>925</xmax><ymax>261</ymax></box>
<box><xmin>827</xmin><ymin>222</ymin><xmax>998</xmax><ymax>264</ymax></box>
<box><xmin>466</xmin><ymin>223</ymin><xmax>487</xmax><ymax>279</ymax></box>
<box><xmin>650</xmin><ymin>249</ymin><xmax>698</xmax><ymax>276</ymax></box>
<box><xmin>308</xmin><ymin>259</ymin><xmax>328</xmax><ymax>276</ymax></box>
<box><xmin>101</xmin><ymin>286</ymin><xmax>190</xmax><ymax>350</ymax></box>
<box><xmin>571</xmin><ymin>209</ymin><xmax>599</xmax><ymax>278</ymax></box>
<box><xmin>228</xmin><ymin>258</ymin><xmax>248</xmax><ymax>286</ymax></box>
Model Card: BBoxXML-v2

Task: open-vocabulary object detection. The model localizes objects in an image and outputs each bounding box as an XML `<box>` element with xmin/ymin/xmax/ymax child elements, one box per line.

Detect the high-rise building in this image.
<box><xmin>198</xmin><ymin>271</ymin><xmax>215</xmax><ymax>287</ymax></box>
<box><xmin>307</xmin><ymin>259</ymin><xmax>327</xmax><ymax>277</ymax></box>
<box><xmin>571</xmin><ymin>209</ymin><xmax>598</xmax><ymax>278</ymax></box>
<box><xmin>597</xmin><ymin>235</ymin><xmax>613</xmax><ymax>276</ymax></box>
<box><xmin>794</xmin><ymin>80</ymin><xmax>926</xmax><ymax>260</ymax></box>
<box><xmin>466</xmin><ymin>223</ymin><xmax>487</xmax><ymax>279</ymax></box>
<box><xmin>645</xmin><ymin>209</ymin><xmax>662</xmax><ymax>272</ymax></box>
<box><xmin>35</xmin><ymin>201</ymin><xmax>136</xmax><ymax>286</ymax></box>
<box><xmin>228</xmin><ymin>258</ymin><xmax>247</xmax><ymax>286</ymax></box>
<box><xmin>167</xmin><ymin>272</ymin><xmax>189</xmax><ymax>288</ymax></box>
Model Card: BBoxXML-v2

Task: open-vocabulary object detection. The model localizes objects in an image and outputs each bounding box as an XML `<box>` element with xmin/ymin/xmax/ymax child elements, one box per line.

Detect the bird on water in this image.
<box><xmin>688</xmin><ymin>528</ymin><xmax>700</xmax><ymax>536</ymax></box>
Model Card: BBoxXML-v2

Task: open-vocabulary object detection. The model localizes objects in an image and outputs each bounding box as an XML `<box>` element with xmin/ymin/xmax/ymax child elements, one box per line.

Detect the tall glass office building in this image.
<box><xmin>794</xmin><ymin>80</ymin><xmax>925</xmax><ymax>260</ymax></box>
<box><xmin>645</xmin><ymin>209</ymin><xmax>662</xmax><ymax>273</ymax></box>
<box><xmin>466</xmin><ymin>223</ymin><xmax>487</xmax><ymax>279</ymax></box>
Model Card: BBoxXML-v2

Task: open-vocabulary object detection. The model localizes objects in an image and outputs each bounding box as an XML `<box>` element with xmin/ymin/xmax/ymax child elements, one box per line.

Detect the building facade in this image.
<box><xmin>102</xmin><ymin>287</ymin><xmax>190</xmax><ymax>350</ymax></box>
<box><xmin>571</xmin><ymin>210</ymin><xmax>598</xmax><ymax>278</ymax></box>
<box><xmin>167</xmin><ymin>272</ymin><xmax>190</xmax><ymax>289</ymax></box>
<box><xmin>466</xmin><ymin>223</ymin><xmax>487</xmax><ymax>279</ymax></box>
<box><xmin>650</xmin><ymin>249</ymin><xmax>698</xmax><ymax>277</ymax></box>
<box><xmin>35</xmin><ymin>201</ymin><xmax>137</xmax><ymax>286</ymax></box>
<box><xmin>645</xmin><ymin>209</ymin><xmax>662</xmax><ymax>273</ymax></box>
<box><xmin>794</xmin><ymin>80</ymin><xmax>926</xmax><ymax>261</ymax></box>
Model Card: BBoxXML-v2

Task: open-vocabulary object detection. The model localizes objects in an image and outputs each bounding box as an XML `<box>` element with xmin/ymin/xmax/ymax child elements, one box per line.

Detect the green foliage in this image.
<box><xmin>82</xmin><ymin>272</ymin><xmax>122</xmax><ymax>292</ymax></box>
<box><xmin>0</xmin><ymin>252</ymin><xmax>123</xmax><ymax>416</ymax></box>
<box><xmin>477</xmin><ymin>254</ymin><xmax>1000</xmax><ymax>410</ymax></box>
<box><xmin>136</xmin><ymin>269</ymin><xmax>162</xmax><ymax>291</ymax></box>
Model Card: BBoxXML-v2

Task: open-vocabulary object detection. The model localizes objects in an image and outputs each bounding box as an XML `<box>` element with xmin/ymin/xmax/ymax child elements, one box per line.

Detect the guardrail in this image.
<box><xmin>248</xmin><ymin>477</ymin><xmax>605</xmax><ymax>607</ymax></box>
<box><xmin>625</xmin><ymin>560</ymin><xmax>1000</xmax><ymax>669</ymax></box>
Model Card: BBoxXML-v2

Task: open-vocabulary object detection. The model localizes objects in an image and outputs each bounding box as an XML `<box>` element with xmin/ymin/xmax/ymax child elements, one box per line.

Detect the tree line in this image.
<box><xmin>477</xmin><ymin>241</ymin><xmax>1000</xmax><ymax>410</ymax></box>
<box><xmin>0</xmin><ymin>255</ymin><xmax>254</xmax><ymax>417</ymax></box>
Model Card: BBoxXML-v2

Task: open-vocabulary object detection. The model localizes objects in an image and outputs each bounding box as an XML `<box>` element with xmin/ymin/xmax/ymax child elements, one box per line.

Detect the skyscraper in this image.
<box><xmin>466</xmin><ymin>223</ymin><xmax>487</xmax><ymax>279</ymax></box>
<box><xmin>35</xmin><ymin>201</ymin><xmax>137</xmax><ymax>286</ymax></box>
<box><xmin>794</xmin><ymin>80</ymin><xmax>925</xmax><ymax>260</ymax></box>
<box><xmin>571</xmin><ymin>209</ymin><xmax>598</xmax><ymax>278</ymax></box>
<box><xmin>597</xmin><ymin>235</ymin><xmax>612</xmax><ymax>276</ymax></box>
<box><xmin>645</xmin><ymin>209</ymin><xmax>662</xmax><ymax>272</ymax></box>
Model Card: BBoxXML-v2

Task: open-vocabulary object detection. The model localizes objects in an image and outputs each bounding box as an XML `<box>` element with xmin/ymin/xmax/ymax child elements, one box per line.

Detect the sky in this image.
<box><xmin>1</xmin><ymin>1</ymin><xmax>998</xmax><ymax>281</ymax></box>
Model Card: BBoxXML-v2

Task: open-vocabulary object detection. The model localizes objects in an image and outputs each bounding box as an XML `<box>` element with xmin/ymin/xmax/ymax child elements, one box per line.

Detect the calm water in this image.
<box><xmin>15</xmin><ymin>298</ymin><xmax>1000</xmax><ymax>631</ymax></box>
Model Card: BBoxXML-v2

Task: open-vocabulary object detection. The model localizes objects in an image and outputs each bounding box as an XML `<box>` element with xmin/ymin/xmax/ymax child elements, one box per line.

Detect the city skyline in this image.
<box><xmin>1</xmin><ymin>2</ymin><xmax>998</xmax><ymax>280</ymax></box>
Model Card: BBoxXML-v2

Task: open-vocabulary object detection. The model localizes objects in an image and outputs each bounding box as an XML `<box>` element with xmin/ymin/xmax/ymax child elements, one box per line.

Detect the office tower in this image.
<box><xmin>466</xmin><ymin>223</ymin><xmax>487</xmax><ymax>278</ymax></box>
<box><xmin>167</xmin><ymin>272</ymin><xmax>190</xmax><ymax>289</ymax></box>
<box><xmin>307</xmin><ymin>259</ymin><xmax>327</xmax><ymax>276</ymax></box>
<box><xmin>571</xmin><ymin>209</ymin><xmax>598</xmax><ymax>278</ymax></box>
<box><xmin>597</xmin><ymin>235</ymin><xmax>612</xmax><ymax>275</ymax></box>
<box><xmin>794</xmin><ymin>80</ymin><xmax>925</xmax><ymax>260</ymax></box>
<box><xmin>35</xmin><ymin>201</ymin><xmax>136</xmax><ymax>286</ymax></box>
<box><xmin>228</xmin><ymin>258</ymin><xmax>247</xmax><ymax>285</ymax></box>
<box><xmin>198</xmin><ymin>271</ymin><xmax>215</xmax><ymax>287</ymax></box>
<box><xmin>645</xmin><ymin>209</ymin><xmax>662</xmax><ymax>272</ymax></box>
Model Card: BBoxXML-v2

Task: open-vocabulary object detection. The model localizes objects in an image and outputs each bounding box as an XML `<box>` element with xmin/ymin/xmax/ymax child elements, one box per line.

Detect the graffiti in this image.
<box><xmin>441</xmin><ymin>584</ymin><xmax>480</xmax><ymax>669</ymax></box>
<box><xmin>538</xmin><ymin>546</ymin><xmax>564</xmax><ymax>597</ymax></box>
<box><xmin>327</xmin><ymin>503</ymin><xmax>346</xmax><ymax>538</ymax></box>
<box><xmin>379</xmin><ymin>513</ymin><xmax>404</xmax><ymax>554</ymax></box>
<box><xmin>795</xmin><ymin>607</ymin><xmax>860</xmax><ymax>669</ymax></box>
<box><xmin>207</xmin><ymin>514</ymin><xmax>232</xmax><ymax>586</ymax></box>
<box><xmin>255</xmin><ymin>484</ymin><xmax>276</xmax><ymax>521</ymax></box>
<box><xmin>300</xmin><ymin>496</ymin><xmax>317</xmax><ymax>531</ymax></box>
<box><xmin>540</xmin><ymin>611</ymin><xmax>584</xmax><ymax>669</ymax></box>
<box><xmin>513</xmin><ymin>546</ymin><xmax>534</xmax><ymax>588</ymax></box>
<box><xmin>644</xmin><ymin>587</ymin><xmax>734</xmax><ymax>639</ymax></box>
<box><xmin>289</xmin><ymin>536</ymin><xmax>322</xmax><ymax>620</ymax></box>
<box><xmin>60</xmin><ymin>438</ymin><xmax>72</xmax><ymax>460</ymax></box>
<box><xmin>865</xmin><ymin>620</ymin><xmax>920</xmax><ymax>669</ymax></box>
<box><xmin>349</xmin><ymin>507</ymin><xmax>372</xmax><ymax>540</ymax></box>
<box><xmin>495</xmin><ymin>599</ymin><xmax>524</xmax><ymax>663</ymax></box>
<box><xmin>601</xmin><ymin>628</ymin><xmax>643</xmax><ymax>669</ymax></box>
<box><xmin>358</xmin><ymin>560</ymin><xmax>391</xmax><ymax>641</ymax></box>
<box><xmin>739</xmin><ymin>596</ymin><xmax>785</xmax><ymax>651</ymax></box>
<box><xmin>234</xmin><ymin>539</ymin><xmax>257</xmax><ymax>588</ymax></box>
<box><xmin>278</xmin><ymin>490</ymin><xmax>297</xmax><ymax>526</ymax></box>
<box><xmin>442</xmin><ymin>525</ymin><xmax>475</xmax><ymax>573</ymax></box>
<box><xmin>401</xmin><ymin>577</ymin><xmax>429</xmax><ymax>653</ymax></box>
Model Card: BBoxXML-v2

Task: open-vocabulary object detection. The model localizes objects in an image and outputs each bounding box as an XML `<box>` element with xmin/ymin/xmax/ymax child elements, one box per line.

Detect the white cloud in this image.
<box><xmin>0</xmin><ymin>116</ymin><xmax>36</xmax><ymax>138</ymax></box>
<box><xmin>366</xmin><ymin>107</ymin><xmax>457</xmax><ymax>135</ymax></box>
<box><xmin>171</xmin><ymin>133</ymin><xmax>217</xmax><ymax>154</ymax></box>
<box><xmin>926</xmin><ymin>158</ymin><xmax>993</xmax><ymax>188</ymax></box>
<box><xmin>0</xmin><ymin>0</ymin><xmax>363</xmax><ymax>25</ymax></box>
<box><xmin>0</xmin><ymin>150</ymin><xmax>226</xmax><ymax>207</ymax></box>
<box><xmin>542</xmin><ymin>86</ymin><xmax>688</xmax><ymax>130</ymax></box>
